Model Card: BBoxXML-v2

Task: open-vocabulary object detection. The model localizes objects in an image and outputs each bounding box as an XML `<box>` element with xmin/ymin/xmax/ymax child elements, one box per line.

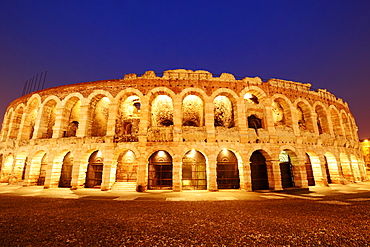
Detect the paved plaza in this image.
<box><xmin>0</xmin><ymin>182</ymin><xmax>370</xmax><ymax>246</ymax></box>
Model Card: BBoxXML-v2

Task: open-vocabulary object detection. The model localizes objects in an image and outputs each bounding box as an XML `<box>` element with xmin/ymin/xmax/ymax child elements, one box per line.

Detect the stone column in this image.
<box><xmin>293</xmin><ymin>158</ymin><xmax>308</xmax><ymax>188</ymax></box>
<box><xmin>237</xmin><ymin>101</ymin><xmax>249</xmax><ymax>143</ymax></box>
<box><xmin>173</xmin><ymin>96</ymin><xmax>182</xmax><ymax>142</ymax></box>
<box><xmin>208</xmin><ymin>155</ymin><xmax>218</xmax><ymax>191</ymax></box>
<box><xmin>268</xmin><ymin>160</ymin><xmax>283</xmax><ymax>190</ymax></box>
<box><xmin>106</xmin><ymin>101</ymin><xmax>118</xmax><ymax>137</ymax></box>
<box><xmin>204</xmin><ymin>99</ymin><xmax>215</xmax><ymax>143</ymax></box>
<box><xmin>32</xmin><ymin>106</ymin><xmax>44</xmax><ymax>139</ymax></box>
<box><xmin>101</xmin><ymin>154</ymin><xmax>114</xmax><ymax>191</ymax></box>
<box><xmin>242</xmin><ymin>160</ymin><xmax>252</xmax><ymax>191</ymax></box>
<box><xmin>136</xmin><ymin>154</ymin><xmax>147</xmax><ymax>191</ymax></box>
<box><xmin>76</xmin><ymin>100</ymin><xmax>89</xmax><ymax>138</ymax></box>
<box><xmin>138</xmin><ymin>96</ymin><xmax>149</xmax><ymax>143</ymax></box>
<box><xmin>52</xmin><ymin>105</ymin><xmax>66</xmax><ymax>138</ymax></box>
<box><xmin>172</xmin><ymin>160</ymin><xmax>181</xmax><ymax>192</ymax></box>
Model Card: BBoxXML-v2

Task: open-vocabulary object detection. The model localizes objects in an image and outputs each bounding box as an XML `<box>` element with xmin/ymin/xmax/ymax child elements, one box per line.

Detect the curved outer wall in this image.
<box><xmin>0</xmin><ymin>69</ymin><xmax>366</xmax><ymax>191</ymax></box>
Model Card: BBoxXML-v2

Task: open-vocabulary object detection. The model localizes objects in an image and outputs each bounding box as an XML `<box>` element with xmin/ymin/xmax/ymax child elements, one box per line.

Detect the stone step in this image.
<box><xmin>111</xmin><ymin>182</ymin><xmax>137</xmax><ymax>191</ymax></box>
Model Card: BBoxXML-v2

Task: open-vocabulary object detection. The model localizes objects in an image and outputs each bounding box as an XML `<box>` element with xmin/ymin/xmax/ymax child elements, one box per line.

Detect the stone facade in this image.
<box><xmin>0</xmin><ymin>69</ymin><xmax>366</xmax><ymax>192</ymax></box>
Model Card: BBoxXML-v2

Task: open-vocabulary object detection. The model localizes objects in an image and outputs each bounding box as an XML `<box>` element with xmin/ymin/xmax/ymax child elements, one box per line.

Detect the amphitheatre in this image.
<box><xmin>0</xmin><ymin>69</ymin><xmax>367</xmax><ymax>192</ymax></box>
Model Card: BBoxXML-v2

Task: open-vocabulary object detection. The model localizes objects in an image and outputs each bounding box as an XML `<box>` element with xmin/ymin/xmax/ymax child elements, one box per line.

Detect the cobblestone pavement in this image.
<box><xmin>0</xmin><ymin>182</ymin><xmax>369</xmax><ymax>246</ymax></box>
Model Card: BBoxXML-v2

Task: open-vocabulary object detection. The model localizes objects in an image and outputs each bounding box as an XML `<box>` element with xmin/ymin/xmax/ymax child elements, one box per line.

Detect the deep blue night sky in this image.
<box><xmin>1</xmin><ymin>1</ymin><xmax>370</xmax><ymax>138</ymax></box>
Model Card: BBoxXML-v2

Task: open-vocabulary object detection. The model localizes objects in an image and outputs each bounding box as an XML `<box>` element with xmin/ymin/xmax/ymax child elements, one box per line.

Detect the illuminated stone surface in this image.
<box><xmin>0</xmin><ymin>69</ymin><xmax>366</xmax><ymax>191</ymax></box>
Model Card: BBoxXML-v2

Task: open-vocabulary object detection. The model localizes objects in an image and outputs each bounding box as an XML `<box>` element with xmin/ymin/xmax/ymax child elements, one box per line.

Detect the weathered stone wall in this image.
<box><xmin>0</xmin><ymin>69</ymin><xmax>366</xmax><ymax>191</ymax></box>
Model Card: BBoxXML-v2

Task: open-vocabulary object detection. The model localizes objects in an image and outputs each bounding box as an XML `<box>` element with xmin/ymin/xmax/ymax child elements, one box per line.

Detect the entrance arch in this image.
<box><xmin>250</xmin><ymin>150</ymin><xmax>269</xmax><ymax>190</ymax></box>
<box><xmin>37</xmin><ymin>154</ymin><xmax>48</xmax><ymax>186</ymax></box>
<box><xmin>148</xmin><ymin>151</ymin><xmax>173</xmax><ymax>190</ymax></box>
<box><xmin>85</xmin><ymin>151</ymin><xmax>103</xmax><ymax>188</ymax></box>
<box><xmin>116</xmin><ymin>150</ymin><xmax>137</xmax><ymax>182</ymax></box>
<box><xmin>59</xmin><ymin>152</ymin><xmax>73</xmax><ymax>188</ymax></box>
<box><xmin>216</xmin><ymin>149</ymin><xmax>240</xmax><ymax>189</ymax></box>
<box><xmin>305</xmin><ymin>154</ymin><xmax>315</xmax><ymax>186</ymax></box>
<box><xmin>182</xmin><ymin>150</ymin><xmax>207</xmax><ymax>190</ymax></box>
<box><xmin>279</xmin><ymin>151</ymin><xmax>294</xmax><ymax>188</ymax></box>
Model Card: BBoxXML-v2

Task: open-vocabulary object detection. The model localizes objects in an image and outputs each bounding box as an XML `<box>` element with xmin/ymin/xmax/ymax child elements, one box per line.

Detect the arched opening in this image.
<box><xmin>331</xmin><ymin>108</ymin><xmax>343</xmax><ymax>136</ymax></box>
<box><xmin>315</xmin><ymin>105</ymin><xmax>329</xmax><ymax>134</ymax></box>
<box><xmin>148</xmin><ymin>151</ymin><xmax>173</xmax><ymax>190</ymax></box>
<box><xmin>0</xmin><ymin>154</ymin><xmax>14</xmax><ymax>183</ymax></box>
<box><xmin>248</xmin><ymin>115</ymin><xmax>263</xmax><ymax>130</ymax></box>
<box><xmin>182</xmin><ymin>95</ymin><xmax>204</xmax><ymax>127</ymax></box>
<box><xmin>63</xmin><ymin>98</ymin><xmax>81</xmax><ymax>137</ymax></box>
<box><xmin>182</xmin><ymin>150</ymin><xmax>207</xmax><ymax>190</ymax></box>
<box><xmin>90</xmin><ymin>96</ymin><xmax>110</xmax><ymax>137</ymax></box>
<box><xmin>115</xmin><ymin>95</ymin><xmax>140</xmax><ymax>142</ymax></box>
<box><xmin>1</xmin><ymin>110</ymin><xmax>13</xmax><ymax>141</ymax></box>
<box><xmin>350</xmin><ymin>154</ymin><xmax>361</xmax><ymax>181</ymax></box>
<box><xmin>214</xmin><ymin>95</ymin><xmax>234</xmax><ymax>128</ymax></box>
<box><xmin>341</xmin><ymin>113</ymin><xmax>352</xmax><ymax>139</ymax></box>
<box><xmin>279</xmin><ymin>151</ymin><xmax>294</xmax><ymax>188</ymax></box>
<box><xmin>244</xmin><ymin>93</ymin><xmax>259</xmax><ymax>104</ymax></box>
<box><xmin>85</xmin><ymin>151</ymin><xmax>103</xmax><ymax>188</ymax></box>
<box><xmin>22</xmin><ymin>98</ymin><xmax>40</xmax><ymax>140</ymax></box>
<box><xmin>324</xmin><ymin>152</ymin><xmax>341</xmax><ymax>183</ymax></box>
<box><xmin>340</xmin><ymin>153</ymin><xmax>352</xmax><ymax>181</ymax></box>
<box><xmin>305</xmin><ymin>154</ymin><xmax>315</xmax><ymax>186</ymax></box>
<box><xmin>59</xmin><ymin>152</ymin><xmax>73</xmax><ymax>188</ymax></box>
<box><xmin>216</xmin><ymin>149</ymin><xmax>240</xmax><ymax>189</ymax></box>
<box><xmin>323</xmin><ymin>156</ymin><xmax>332</xmax><ymax>184</ymax></box>
<box><xmin>116</xmin><ymin>150</ymin><xmax>137</xmax><ymax>182</ymax></box>
<box><xmin>21</xmin><ymin>157</ymin><xmax>28</xmax><ymax>180</ymax></box>
<box><xmin>250</xmin><ymin>151</ymin><xmax>269</xmax><ymax>190</ymax></box>
<box><xmin>296</xmin><ymin>102</ymin><xmax>314</xmax><ymax>132</ymax></box>
<box><xmin>151</xmin><ymin>95</ymin><xmax>174</xmax><ymax>127</ymax></box>
<box><xmin>9</xmin><ymin>106</ymin><xmax>24</xmax><ymax>139</ymax></box>
<box><xmin>37</xmin><ymin>154</ymin><xmax>48</xmax><ymax>186</ymax></box>
<box><xmin>39</xmin><ymin>99</ymin><xmax>57</xmax><ymax>139</ymax></box>
<box><xmin>272</xmin><ymin>98</ymin><xmax>292</xmax><ymax>126</ymax></box>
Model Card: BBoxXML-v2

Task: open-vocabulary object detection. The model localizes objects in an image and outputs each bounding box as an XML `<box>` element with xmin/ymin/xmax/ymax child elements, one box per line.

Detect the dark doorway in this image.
<box><xmin>21</xmin><ymin>157</ymin><xmax>28</xmax><ymax>180</ymax></box>
<box><xmin>216</xmin><ymin>150</ymin><xmax>240</xmax><ymax>189</ymax></box>
<box><xmin>305</xmin><ymin>154</ymin><xmax>315</xmax><ymax>186</ymax></box>
<box><xmin>59</xmin><ymin>152</ymin><xmax>73</xmax><ymax>188</ymax></box>
<box><xmin>85</xmin><ymin>151</ymin><xmax>103</xmax><ymax>188</ymax></box>
<box><xmin>148</xmin><ymin>151</ymin><xmax>173</xmax><ymax>190</ymax></box>
<box><xmin>182</xmin><ymin>150</ymin><xmax>207</xmax><ymax>190</ymax></box>
<box><xmin>37</xmin><ymin>154</ymin><xmax>48</xmax><ymax>186</ymax></box>
<box><xmin>324</xmin><ymin>156</ymin><xmax>332</xmax><ymax>184</ymax></box>
<box><xmin>280</xmin><ymin>162</ymin><xmax>294</xmax><ymax>188</ymax></box>
<box><xmin>250</xmin><ymin>151</ymin><xmax>269</xmax><ymax>190</ymax></box>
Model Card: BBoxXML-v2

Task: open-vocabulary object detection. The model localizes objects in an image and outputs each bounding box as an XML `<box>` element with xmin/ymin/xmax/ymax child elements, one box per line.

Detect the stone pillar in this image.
<box><xmin>17</xmin><ymin>111</ymin><xmax>28</xmax><ymax>140</ymax></box>
<box><xmin>237</xmin><ymin>101</ymin><xmax>249</xmax><ymax>143</ymax></box>
<box><xmin>172</xmin><ymin>160</ymin><xmax>181</xmax><ymax>192</ymax></box>
<box><xmin>136</xmin><ymin>154</ymin><xmax>147</xmax><ymax>191</ymax></box>
<box><xmin>32</xmin><ymin>107</ymin><xmax>44</xmax><ymax>139</ymax></box>
<box><xmin>264</xmin><ymin>101</ymin><xmax>277</xmax><ymax>143</ymax></box>
<box><xmin>101</xmin><ymin>155</ymin><xmax>114</xmax><ymax>191</ymax></box>
<box><xmin>173</xmin><ymin>96</ymin><xmax>182</xmax><ymax>142</ymax></box>
<box><xmin>204</xmin><ymin>100</ymin><xmax>215</xmax><ymax>143</ymax></box>
<box><xmin>44</xmin><ymin>155</ymin><xmax>61</xmax><ymax>189</ymax></box>
<box><xmin>268</xmin><ymin>160</ymin><xmax>283</xmax><ymax>190</ymax></box>
<box><xmin>242</xmin><ymin>160</ymin><xmax>252</xmax><ymax>191</ymax></box>
<box><xmin>138</xmin><ymin>96</ymin><xmax>149</xmax><ymax>143</ymax></box>
<box><xmin>290</xmin><ymin>105</ymin><xmax>300</xmax><ymax>136</ymax></box>
<box><xmin>106</xmin><ymin>101</ymin><xmax>118</xmax><ymax>137</ymax></box>
<box><xmin>293</xmin><ymin>158</ymin><xmax>308</xmax><ymax>188</ymax></box>
<box><xmin>208</xmin><ymin>155</ymin><xmax>218</xmax><ymax>191</ymax></box>
<box><xmin>52</xmin><ymin>105</ymin><xmax>66</xmax><ymax>138</ymax></box>
<box><xmin>76</xmin><ymin>100</ymin><xmax>89</xmax><ymax>138</ymax></box>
